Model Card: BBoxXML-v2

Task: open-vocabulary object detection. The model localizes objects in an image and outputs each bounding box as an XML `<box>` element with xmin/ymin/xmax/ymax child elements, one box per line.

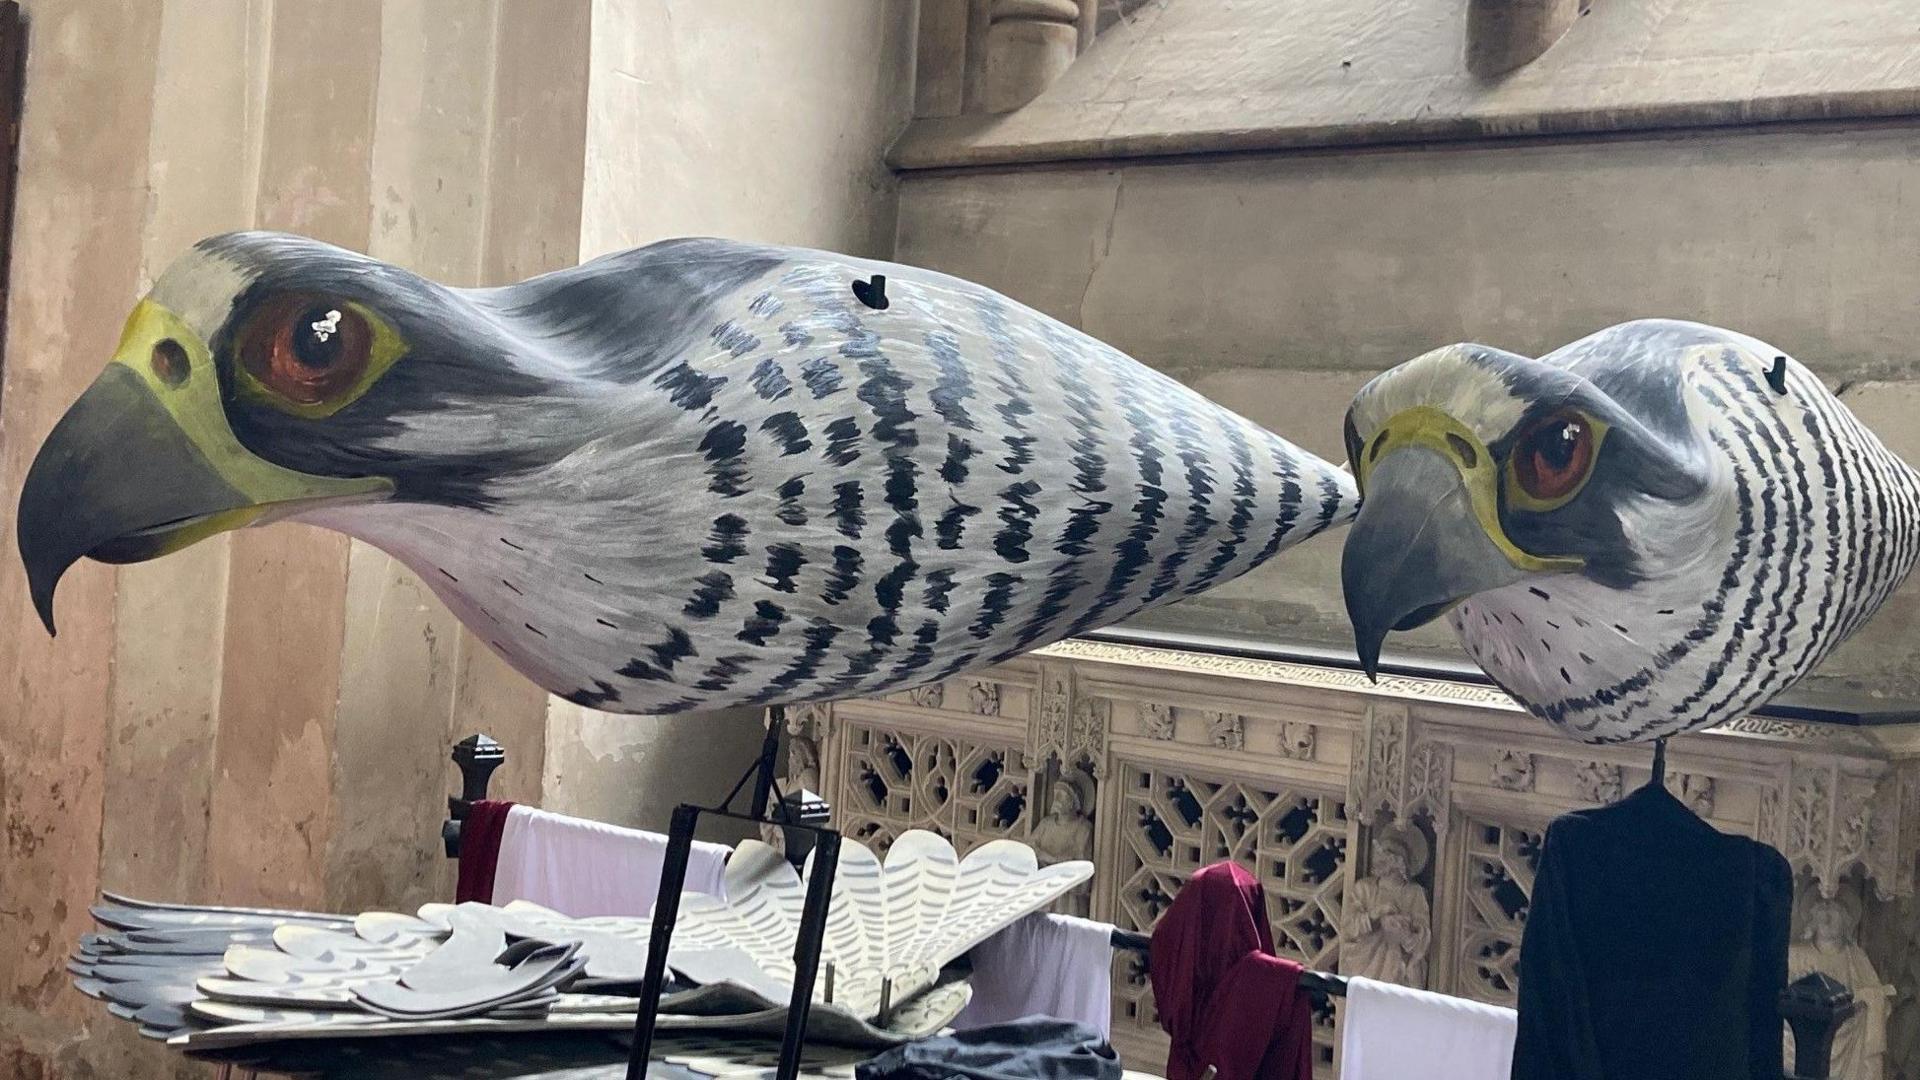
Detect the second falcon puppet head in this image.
<box><xmin>1343</xmin><ymin>319</ymin><xmax>1920</xmax><ymax>743</ymax></box>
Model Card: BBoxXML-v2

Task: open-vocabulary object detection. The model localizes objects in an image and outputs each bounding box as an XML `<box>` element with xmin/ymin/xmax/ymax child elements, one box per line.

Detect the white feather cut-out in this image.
<box><xmin>672</xmin><ymin>829</ymin><xmax>1093</xmax><ymax>1021</ymax></box>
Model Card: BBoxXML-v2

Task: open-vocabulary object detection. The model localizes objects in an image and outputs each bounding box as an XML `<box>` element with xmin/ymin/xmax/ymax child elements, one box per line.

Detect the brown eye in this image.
<box><xmin>1512</xmin><ymin>410</ymin><xmax>1595</xmax><ymax>503</ymax></box>
<box><xmin>238</xmin><ymin>294</ymin><xmax>372</xmax><ymax>406</ymax></box>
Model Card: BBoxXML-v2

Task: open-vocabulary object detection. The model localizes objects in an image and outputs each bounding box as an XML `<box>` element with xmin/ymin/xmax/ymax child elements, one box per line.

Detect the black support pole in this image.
<box><xmin>749</xmin><ymin>706</ymin><xmax>785</xmax><ymax>821</ymax></box>
<box><xmin>627</xmin><ymin>803</ymin><xmax>699</xmax><ymax>1079</ymax></box>
<box><xmin>777</xmin><ymin>830</ymin><xmax>839</xmax><ymax>1080</ymax></box>
<box><xmin>624</xmin><ymin>734</ymin><xmax>841</xmax><ymax>1080</ymax></box>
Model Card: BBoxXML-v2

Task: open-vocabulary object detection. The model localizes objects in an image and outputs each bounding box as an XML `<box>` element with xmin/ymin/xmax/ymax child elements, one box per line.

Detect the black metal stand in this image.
<box><xmin>1782</xmin><ymin>971</ymin><xmax>1856</xmax><ymax>1080</ymax></box>
<box><xmin>626</xmin><ymin>706</ymin><xmax>842</xmax><ymax>1080</ymax></box>
<box><xmin>443</xmin><ymin>733</ymin><xmax>506</xmax><ymax>857</ymax></box>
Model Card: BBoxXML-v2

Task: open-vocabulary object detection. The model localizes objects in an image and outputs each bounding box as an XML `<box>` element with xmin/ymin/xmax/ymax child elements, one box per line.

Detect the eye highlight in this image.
<box><xmin>232</xmin><ymin>294</ymin><xmax>403</xmax><ymax>417</ymax></box>
<box><xmin>1509</xmin><ymin>409</ymin><xmax>1602</xmax><ymax>509</ymax></box>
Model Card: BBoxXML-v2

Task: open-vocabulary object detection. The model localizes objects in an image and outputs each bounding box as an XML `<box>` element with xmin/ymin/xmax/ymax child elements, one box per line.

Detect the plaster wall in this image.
<box><xmin>0</xmin><ymin>1</ymin><xmax>587</xmax><ymax>1074</ymax></box>
<box><xmin>547</xmin><ymin>0</ymin><xmax>918</xmax><ymax>837</ymax></box>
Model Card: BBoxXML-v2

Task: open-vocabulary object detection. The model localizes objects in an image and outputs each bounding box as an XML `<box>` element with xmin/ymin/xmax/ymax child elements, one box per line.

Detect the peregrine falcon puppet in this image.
<box><xmin>17</xmin><ymin>232</ymin><xmax>1354</xmax><ymax>716</ymax></box>
<box><xmin>21</xmin><ymin>236</ymin><xmax>1918</xmax><ymax>745</ymax></box>
<box><xmin>1342</xmin><ymin>320</ymin><xmax>1920</xmax><ymax>743</ymax></box>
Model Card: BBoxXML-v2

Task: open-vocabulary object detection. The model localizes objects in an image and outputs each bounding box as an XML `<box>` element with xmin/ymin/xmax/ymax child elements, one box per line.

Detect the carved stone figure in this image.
<box><xmin>1140</xmin><ymin>702</ymin><xmax>1175</xmax><ymax>741</ymax></box>
<box><xmin>1576</xmin><ymin>760</ymin><xmax>1623</xmax><ymax>804</ymax></box>
<box><xmin>1786</xmin><ymin>882</ymin><xmax>1894</xmax><ymax>1080</ymax></box>
<box><xmin>1343</xmin><ymin>827</ymin><xmax>1432</xmax><ymax>986</ymax></box>
<box><xmin>787</xmin><ymin>733</ymin><xmax>822</xmax><ymax>797</ymax></box>
<box><xmin>1032</xmin><ymin>773</ymin><xmax>1096</xmax><ymax>916</ymax></box>
<box><xmin>1280</xmin><ymin>721</ymin><xmax>1316</xmax><ymax>760</ymax></box>
<box><xmin>1681</xmin><ymin>772</ymin><xmax>1717</xmax><ymax>817</ymax></box>
<box><xmin>1208</xmin><ymin>712</ymin><xmax>1245</xmax><ymax>751</ymax></box>
<box><xmin>968</xmin><ymin>680</ymin><xmax>1001</xmax><ymax>716</ymax></box>
<box><xmin>1491</xmin><ymin>749</ymin><xmax>1536</xmax><ymax>792</ymax></box>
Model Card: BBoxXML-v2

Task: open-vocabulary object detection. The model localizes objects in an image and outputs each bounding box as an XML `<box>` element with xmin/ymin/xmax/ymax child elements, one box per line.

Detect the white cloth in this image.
<box><xmin>1341</xmin><ymin>977</ymin><xmax>1516</xmax><ymax>1080</ymax></box>
<box><xmin>491</xmin><ymin>805</ymin><xmax>730</xmax><ymax>917</ymax></box>
<box><xmin>954</xmin><ymin>912</ymin><xmax>1113</xmax><ymax>1037</ymax></box>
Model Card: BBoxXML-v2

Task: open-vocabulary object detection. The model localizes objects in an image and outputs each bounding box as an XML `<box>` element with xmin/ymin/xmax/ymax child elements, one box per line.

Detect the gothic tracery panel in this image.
<box><xmin>833</xmin><ymin>719</ymin><xmax>1031</xmax><ymax>857</ymax></box>
<box><xmin>812</xmin><ymin>639</ymin><xmax>1920</xmax><ymax>1079</ymax></box>
<box><xmin>1456</xmin><ymin>818</ymin><xmax>1545</xmax><ymax>1006</ymax></box>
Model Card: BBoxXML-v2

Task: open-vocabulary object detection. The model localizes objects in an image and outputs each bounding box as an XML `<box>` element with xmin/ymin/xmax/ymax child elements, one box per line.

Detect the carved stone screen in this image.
<box><xmin>836</xmin><ymin>718</ymin><xmax>1031</xmax><ymax>856</ymax></box>
<box><xmin>797</xmin><ymin>639</ymin><xmax>1920</xmax><ymax>1079</ymax></box>
<box><xmin>1453</xmin><ymin>818</ymin><xmax>1545</xmax><ymax>1006</ymax></box>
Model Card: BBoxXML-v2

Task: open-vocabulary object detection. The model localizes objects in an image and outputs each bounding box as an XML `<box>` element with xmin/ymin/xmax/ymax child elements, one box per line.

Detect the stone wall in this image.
<box><xmin>894</xmin><ymin>0</ymin><xmax>1920</xmax><ymax>704</ymax></box>
<box><xmin>0</xmin><ymin>3</ymin><xmax>590</xmax><ymax>1075</ymax></box>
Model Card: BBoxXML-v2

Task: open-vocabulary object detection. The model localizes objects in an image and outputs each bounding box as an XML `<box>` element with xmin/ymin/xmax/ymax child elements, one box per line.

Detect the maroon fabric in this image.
<box><xmin>455</xmin><ymin>800</ymin><xmax>515</xmax><ymax>903</ymax></box>
<box><xmin>1201</xmin><ymin>952</ymin><xmax>1314</xmax><ymax>1080</ymax></box>
<box><xmin>1149</xmin><ymin>862</ymin><xmax>1313</xmax><ymax>1080</ymax></box>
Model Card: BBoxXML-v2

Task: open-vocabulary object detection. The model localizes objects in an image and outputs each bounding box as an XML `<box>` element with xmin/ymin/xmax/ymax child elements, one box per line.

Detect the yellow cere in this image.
<box><xmin>108</xmin><ymin>298</ymin><xmax>393</xmax><ymax>539</ymax></box>
<box><xmin>1356</xmin><ymin>404</ymin><xmax>1586</xmax><ymax>574</ymax></box>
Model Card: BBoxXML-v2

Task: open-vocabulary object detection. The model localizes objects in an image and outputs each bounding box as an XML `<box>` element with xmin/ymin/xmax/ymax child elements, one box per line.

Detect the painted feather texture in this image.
<box><xmin>68</xmin><ymin>830</ymin><xmax>1085</xmax><ymax>1051</ymax></box>
<box><xmin>73</xmin><ymin>894</ymin><xmax>971</xmax><ymax>1050</ymax></box>
<box><xmin>294</xmin><ymin>240</ymin><xmax>1357</xmax><ymax>715</ymax></box>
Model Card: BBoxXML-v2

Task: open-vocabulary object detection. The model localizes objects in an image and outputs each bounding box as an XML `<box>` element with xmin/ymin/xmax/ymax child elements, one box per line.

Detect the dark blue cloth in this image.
<box><xmin>856</xmin><ymin>1017</ymin><xmax>1120</xmax><ymax>1080</ymax></box>
<box><xmin>1511</xmin><ymin>783</ymin><xmax>1792</xmax><ymax>1080</ymax></box>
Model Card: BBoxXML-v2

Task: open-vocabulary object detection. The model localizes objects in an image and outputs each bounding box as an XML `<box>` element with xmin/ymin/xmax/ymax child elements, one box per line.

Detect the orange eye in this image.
<box><xmin>1511</xmin><ymin>410</ymin><xmax>1595</xmax><ymax>503</ymax></box>
<box><xmin>237</xmin><ymin>294</ymin><xmax>372</xmax><ymax>406</ymax></box>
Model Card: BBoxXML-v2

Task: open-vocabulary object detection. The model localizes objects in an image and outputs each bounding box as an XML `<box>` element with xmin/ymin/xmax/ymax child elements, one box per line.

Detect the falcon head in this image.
<box><xmin>19</xmin><ymin>233</ymin><xmax>422</xmax><ymax>631</ymax></box>
<box><xmin>19</xmin><ymin>230</ymin><xmax>757</xmax><ymax>635</ymax></box>
<box><xmin>1341</xmin><ymin>328</ymin><xmax>1724</xmax><ymax>699</ymax></box>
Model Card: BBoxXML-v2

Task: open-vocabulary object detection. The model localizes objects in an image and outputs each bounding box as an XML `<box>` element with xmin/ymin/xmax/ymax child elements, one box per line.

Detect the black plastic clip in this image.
<box><xmin>852</xmin><ymin>275</ymin><xmax>889</xmax><ymax>310</ymax></box>
<box><xmin>1766</xmin><ymin>355</ymin><xmax>1789</xmax><ymax>396</ymax></box>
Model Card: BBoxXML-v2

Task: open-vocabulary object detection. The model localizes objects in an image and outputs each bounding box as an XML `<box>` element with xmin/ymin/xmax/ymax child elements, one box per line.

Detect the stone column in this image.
<box><xmin>983</xmin><ymin>0</ymin><xmax>1082</xmax><ymax>113</ymax></box>
<box><xmin>1466</xmin><ymin>0</ymin><xmax>1586</xmax><ymax>78</ymax></box>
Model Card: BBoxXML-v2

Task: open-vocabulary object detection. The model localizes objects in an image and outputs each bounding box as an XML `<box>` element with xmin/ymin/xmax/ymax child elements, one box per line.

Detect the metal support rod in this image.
<box><xmin>626</xmin><ymin>804</ymin><xmax>700</xmax><ymax>1080</ymax></box>
<box><xmin>777</xmin><ymin>829</ymin><xmax>840</xmax><ymax>1080</ymax></box>
<box><xmin>625</xmin><ymin>749</ymin><xmax>841</xmax><ymax>1080</ymax></box>
<box><xmin>749</xmin><ymin>706</ymin><xmax>785</xmax><ymax>821</ymax></box>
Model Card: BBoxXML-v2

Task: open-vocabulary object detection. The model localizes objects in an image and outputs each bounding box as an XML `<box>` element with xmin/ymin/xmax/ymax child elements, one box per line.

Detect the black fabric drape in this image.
<box><xmin>1512</xmin><ymin>783</ymin><xmax>1792</xmax><ymax>1080</ymax></box>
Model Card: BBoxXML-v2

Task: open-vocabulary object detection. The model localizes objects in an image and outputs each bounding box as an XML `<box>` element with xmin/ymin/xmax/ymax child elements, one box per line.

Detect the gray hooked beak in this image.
<box><xmin>1342</xmin><ymin>447</ymin><xmax>1531</xmax><ymax>680</ymax></box>
<box><xmin>17</xmin><ymin>364</ymin><xmax>258</xmax><ymax>635</ymax></box>
<box><xmin>18</xmin><ymin>297</ymin><xmax>394</xmax><ymax>636</ymax></box>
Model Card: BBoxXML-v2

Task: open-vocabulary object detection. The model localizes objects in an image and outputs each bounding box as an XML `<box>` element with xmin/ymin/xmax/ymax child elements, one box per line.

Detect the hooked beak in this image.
<box><xmin>1342</xmin><ymin>447</ymin><xmax>1532</xmax><ymax>680</ymax></box>
<box><xmin>16</xmin><ymin>299</ymin><xmax>391</xmax><ymax>635</ymax></box>
<box><xmin>19</xmin><ymin>364</ymin><xmax>258</xmax><ymax>634</ymax></box>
